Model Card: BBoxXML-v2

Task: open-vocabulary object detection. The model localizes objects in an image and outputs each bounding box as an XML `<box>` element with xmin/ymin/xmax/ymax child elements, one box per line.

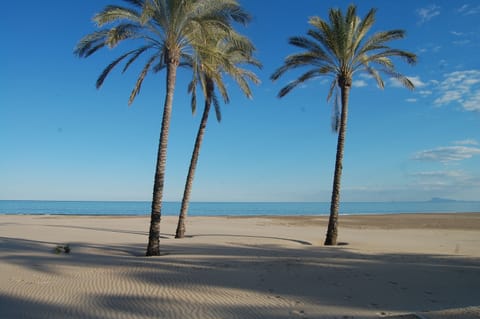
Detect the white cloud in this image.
<box><xmin>450</xmin><ymin>31</ymin><xmax>464</xmax><ymax>36</ymax></box>
<box><xmin>418</xmin><ymin>90</ymin><xmax>433</xmax><ymax>96</ymax></box>
<box><xmin>453</xmin><ymin>39</ymin><xmax>471</xmax><ymax>46</ymax></box>
<box><xmin>410</xmin><ymin>170</ymin><xmax>465</xmax><ymax>178</ymax></box>
<box><xmin>409</xmin><ymin>169</ymin><xmax>480</xmax><ymax>195</ymax></box>
<box><xmin>390</xmin><ymin>76</ymin><xmax>426</xmax><ymax>88</ymax></box>
<box><xmin>413</xmin><ymin>145</ymin><xmax>480</xmax><ymax>162</ymax></box>
<box><xmin>457</xmin><ymin>4</ymin><xmax>480</xmax><ymax>15</ymax></box>
<box><xmin>417</xmin><ymin>5</ymin><xmax>440</xmax><ymax>23</ymax></box>
<box><xmin>352</xmin><ymin>80</ymin><xmax>367</xmax><ymax>88</ymax></box>
<box><xmin>359</xmin><ymin>73</ymin><xmax>373</xmax><ymax>79</ymax></box>
<box><xmin>409</xmin><ymin>76</ymin><xmax>427</xmax><ymax>88</ymax></box>
<box><xmin>463</xmin><ymin>91</ymin><xmax>480</xmax><ymax>111</ymax></box>
<box><xmin>454</xmin><ymin>139</ymin><xmax>479</xmax><ymax>146</ymax></box>
<box><xmin>434</xmin><ymin>70</ymin><xmax>480</xmax><ymax>111</ymax></box>
<box><xmin>406</xmin><ymin>98</ymin><xmax>417</xmax><ymax>103</ymax></box>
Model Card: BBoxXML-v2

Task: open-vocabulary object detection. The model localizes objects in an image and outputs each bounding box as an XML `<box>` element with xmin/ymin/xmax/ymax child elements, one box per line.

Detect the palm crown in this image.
<box><xmin>75</xmin><ymin>0</ymin><xmax>251</xmax><ymax>104</ymax></box>
<box><xmin>187</xmin><ymin>31</ymin><xmax>261</xmax><ymax>121</ymax></box>
<box><xmin>271</xmin><ymin>5</ymin><xmax>417</xmax><ymax>100</ymax></box>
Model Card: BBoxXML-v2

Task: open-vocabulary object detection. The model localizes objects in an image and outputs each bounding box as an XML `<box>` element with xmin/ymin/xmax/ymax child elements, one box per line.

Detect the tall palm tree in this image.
<box><xmin>271</xmin><ymin>5</ymin><xmax>417</xmax><ymax>245</ymax></box>
<box><xmin>175</xmin><ymin>32</ymin><xmax>261</xmax><ymax>239</ymax></box>
<box><xmin>75</xmin><ymin>0</ymin><xmax>250</xmax><ymax>256</ymax></box>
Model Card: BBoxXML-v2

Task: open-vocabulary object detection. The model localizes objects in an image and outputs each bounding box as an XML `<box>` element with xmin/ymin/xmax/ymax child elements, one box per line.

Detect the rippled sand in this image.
<box><xmin>1</xmin><ymin>214</ymin><xmax>479</xmax><ymax>318</ymax></box>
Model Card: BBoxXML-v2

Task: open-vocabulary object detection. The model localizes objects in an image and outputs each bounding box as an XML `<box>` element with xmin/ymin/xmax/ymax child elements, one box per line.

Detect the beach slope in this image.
<box><xmin>1</xmin><ymin>214</ymin><xmax>479</xmax><ymax>318</ymax></box>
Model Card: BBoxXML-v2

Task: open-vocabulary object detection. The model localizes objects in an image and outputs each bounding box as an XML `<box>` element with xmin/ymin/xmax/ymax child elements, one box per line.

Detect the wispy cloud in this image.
<box><xmin>457</xmin><ymin>4</ymin><xmax>480</xmax><ymax>15</ymax></box>
<box><xmin>417</xmin><ymin>5</ymin><xmax>440</xmax><ymax>24</ymax></box>
<box><xmin>390</xmin><ymin>76</ymin><xmax>427</xmax><ymax>88</ymax></box>
<box><xmin>409</xmin><ymin>169</ymin><xmax>480</xmax><ymax>194</ymax></box>
<box><xmin>413</xmin><ymin>145</ymin><xmax>480</xmax><ymax>162</ymax></box>
<box><xmin>434</xmin><ymin>70</ymin><xmax>480</xmax><ymax>111</ymax></box>
<box><xmin>418</xmin><ymin>90</ymin><xmax>433</xmax><ymax>97</ymax></box>
<box><xmin>410</xmin><ymin>170</ymin><xmax>465</xmax><ymax>178</ymax></box>
<box><xmin>352</xmin><ymin>80</ymin><xmax>367</xmax><ymax>88</ymax></box>
<box><xmin>406</xmin><ymin>98</ymin><xmax>417</xmax><ymax>103</ymax></box>
<box><xmin>453</xmin><ymin>39</ymin><xmax>471</xmax><ymax>46</ymax></box>
<box><xmin>454</xmin><ymin>139</ymin><xmax>479</xmax><ymax>146</ymax></box>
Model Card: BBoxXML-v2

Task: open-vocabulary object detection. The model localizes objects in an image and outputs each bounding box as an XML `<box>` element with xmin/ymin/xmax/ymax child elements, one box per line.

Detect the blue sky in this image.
<box><xmin>1</xmin><ymin>1</ymin><xmax>479</xmax><ymax>202</ymax></box>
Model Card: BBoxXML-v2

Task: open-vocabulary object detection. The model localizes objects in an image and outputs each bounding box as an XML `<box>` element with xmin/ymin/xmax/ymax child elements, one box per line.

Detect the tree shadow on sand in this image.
<box><xmin>1</xmin><ymin>234</ymin><xmax>479</xmax><ymax>318</ymax></box>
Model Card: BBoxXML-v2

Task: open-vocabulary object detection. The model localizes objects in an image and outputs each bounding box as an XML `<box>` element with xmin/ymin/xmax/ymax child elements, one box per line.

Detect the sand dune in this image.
<box><xmin>1</xmin><ymin>214</ymin><xmax>479</xmax><ymax>318</ymax></box>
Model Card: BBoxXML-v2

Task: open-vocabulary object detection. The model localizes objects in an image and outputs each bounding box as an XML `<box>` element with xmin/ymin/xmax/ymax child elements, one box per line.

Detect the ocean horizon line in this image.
<box><xmin>1</xmin><ymin>200</ymin><xmax>479</xmax><ymax>216</ymax></box>
<box><xmin>1</xmin><ymin>198</ymin><xmax>479</xmax><ymax>203</ymax></box>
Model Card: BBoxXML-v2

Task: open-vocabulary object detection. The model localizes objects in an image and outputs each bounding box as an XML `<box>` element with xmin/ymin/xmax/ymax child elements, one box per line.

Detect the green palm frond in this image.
<box><xmin>188</xmin><ymin>77</ymin><xmax>198</xmax><ymax>115</ymax></box>
<box><xmin>76</xmin><ymin>0</ymin><xmax>257</xmax><ymax>105</ymax></box>
<box><xmin>96</xmin><ymin>50</ymin><xmax>139</xmax><ymax>88</ymax></box>
<box><xmin>331</xmin><ymin>87</ymin><xmax>340</xmax><ymax>132</ymax></box>
<box><xmin>272</xmin><ymin>3</ymin><xmax>417</xmax><ymax>108</ymax></box>
<box><xmin>326</xmin><ymin>77</ymin><xmax>338</xmax><ymax>102</ymax></box>
<box><xmin>129</xmin><ymin>54</ymin><xmax>157</xmax><ymax>104</ymax></box>
<box><xmin>94</xmin><ymin>5</ymin><xmax>142</xmax><ymax>26</ymax></box>
<box><xmin>122</xmin><ymin>46</ymin><xmax>152</xmax><ymax>73</ymax></box>
<box><xmin>351</xmin><ymin>8</ymin><xmax>376</xmax><ymax>54</ymax></box>
<box><xmin>106</xmin><ymin>23</ymin><xmax>141</xmax><ymax>48</ymax></box>
<box><xmin>211</xmin><ymin>91</ymin><xmax>222</xmax><ymax>122</ymax></box>
<box><xmin>186</xmin><ymin>26</ymin><xmax>260</xmax><ymax>122</ymax></box>
<box><xmin>74</xmin><ymin>30</ymin><xmax>109</xmax><ymax>57</ymax></box>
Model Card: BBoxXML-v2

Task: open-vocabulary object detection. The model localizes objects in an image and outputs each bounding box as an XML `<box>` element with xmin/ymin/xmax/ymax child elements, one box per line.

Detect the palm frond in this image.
<box><xmin>96</xmin><ymin>50</ymin><xmax>139</xmax><ymax>88</ymax></box>
<box><xmin>277</xmin><ymin>68</ymin><xmax>320</xmax><ymax>98</ymax></box>
<box><xmin>381</xmin><ymin>68</ymin><xmax>415</xmax><ymax>90</ymax></box>
<box><xmin>272</xmin><ymin>4</ymin><xmax>416</xmax><ymax>104</ymax></box>
<box><xmin>326</xmin><ymin>77</ymin><xmax>338</xmax><ymax>102</ymax></box>
<box><xmin>128</xmin><ymin>54</ymin><xmax>157</xmax><ymax>104</ymax></box>
<box><xmin>331</xmin><ymin>88</ymin><xmax>341</xmax><ymax>133</ymax></box>
<box><xmin>364</xmin><ymin>48</ymin><xmax>417</xmax><ymax>65</ymax></box>
<box><xmin>352</xmin><ymin>8</ymin><xmax>376</xmax><ymax>54</ymax></box>
<box><xmin>106</xmin><ymin>23</ymin><xmax>141</xmax><ymax>48</ymax></box>
<box><xmin>188</xmin><ymin>78</ymin><xmax>198</xmax><ymax>115</ymax></box>
<box><xmin>122</xmin><ymin>46</ymin><xmax>151</xmax><ymax>73</ymax></box>
<box><xmin>211</xmin><ymin>91</ymin><xmax>222</xmax><ymax>122</ymax></box>
<box><xmin>94</xmin><ymin>5</ymin><xmax>142</xmax><ymax>26</ymax></box>
<box><xmin>93</xmin><ymin>5</ymin><xmax>141</xmax><ymax>27</ymax></box>
<box><xmin>356</xmin><ymin>30</ymin><xmax>406</xmax><ymax>57</ymax></box>
<box><xmin>74</xmin><ymin>30</ymin><xmax>109</xmax><ymax>57</ymax></box>
<box><xmin>366</xmin><ymin>65</ymin><xmax>385</xmax><ymax>88</ymax></box>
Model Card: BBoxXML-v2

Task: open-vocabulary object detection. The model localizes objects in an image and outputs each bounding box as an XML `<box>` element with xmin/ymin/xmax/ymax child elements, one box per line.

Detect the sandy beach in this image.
<box><xmin>1</xmin><ymin>213</ymin><xmax>479</xmax><ymax>319</ymax></box>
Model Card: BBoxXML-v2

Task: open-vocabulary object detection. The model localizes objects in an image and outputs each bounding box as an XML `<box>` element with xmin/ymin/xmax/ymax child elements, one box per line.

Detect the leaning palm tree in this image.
<box><xmin>75</xmin><ymin>0</ymin><xmax>251</xmax><ymax>256</ymax></box>
<box><xmin>175</xmin><ymin>32</ymin><xmax>261</xmax><ymax>238</ymax></box>
<box><xmin>271</xmin><ymin>5</ymin><xmax>417</xmax><ymax>245</ymax></box>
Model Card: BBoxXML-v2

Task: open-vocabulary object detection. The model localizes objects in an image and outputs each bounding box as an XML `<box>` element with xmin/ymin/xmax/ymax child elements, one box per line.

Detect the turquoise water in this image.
<box><xmin>0</xmin><ymin>200</ymin><xmax>479</xmax><ymax>216</ymax></box>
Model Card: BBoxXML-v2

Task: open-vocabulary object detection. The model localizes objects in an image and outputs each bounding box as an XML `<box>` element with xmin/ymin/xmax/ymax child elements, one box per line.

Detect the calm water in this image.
<box><xmin>0</xmin><ymin>200</ymin><xmax>479</xmax><ymax>216</ymax></box>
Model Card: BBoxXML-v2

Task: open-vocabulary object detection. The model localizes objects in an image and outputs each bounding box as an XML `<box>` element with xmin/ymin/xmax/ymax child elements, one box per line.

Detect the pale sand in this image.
<box><xmin>1</xmin><ymin>213</ymin><xmax>479</xmax><ymax>319</ymax></box>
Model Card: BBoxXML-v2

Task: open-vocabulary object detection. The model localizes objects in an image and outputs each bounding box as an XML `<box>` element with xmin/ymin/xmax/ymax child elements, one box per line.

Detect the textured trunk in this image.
<box><xmin>324</xmin><ymin>81</ymin><xmax>350</xmax><ymax>246</ymax></box>
<box><xmin>175</xmin><ymin>79</ymin><xmax>213</xmax><ymax>239</ymax></box>
<box><xmin>146</xmin><ymin>60</ymin><xmax>178</xmax><ymax>256</ymax></box>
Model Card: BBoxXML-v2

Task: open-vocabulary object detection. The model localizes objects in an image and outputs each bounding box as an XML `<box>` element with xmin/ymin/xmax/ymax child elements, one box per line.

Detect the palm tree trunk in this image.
<box><xmin>324</xmin><ymin>83</ymin><xmax>350</xmax><ymax>246</ymax></box>
<box><xmin>146</xmin><ymin>61</ymin><xmax>178</xmax><ymax>256</ymax></box>
<box><xmin>175</xmin><ymin>80</ymin><xmax>213</xmax><ymax>239</ymax></box>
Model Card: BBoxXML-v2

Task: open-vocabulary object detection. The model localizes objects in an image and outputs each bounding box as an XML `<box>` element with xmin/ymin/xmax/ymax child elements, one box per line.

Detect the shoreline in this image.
<box><xmin>1</xmin><ymin>213</ymin><xmax>479</xmax><ymax>318</ymax></box>
<box><xmin>1</xmin><ymin>212</ymin><xmax>479</xmax><ymax>229</ymax></box>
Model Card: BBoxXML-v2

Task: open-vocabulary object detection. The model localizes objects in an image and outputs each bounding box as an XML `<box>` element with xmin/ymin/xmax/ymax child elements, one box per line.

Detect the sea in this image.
<box><xmin>0</xmin><ymin>200</ymin><xmax>479</xmax><ymax>216</ymax></box>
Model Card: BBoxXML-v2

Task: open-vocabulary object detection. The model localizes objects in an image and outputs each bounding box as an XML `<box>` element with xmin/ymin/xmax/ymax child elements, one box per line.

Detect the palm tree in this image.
<box><xmin>271</xmin><ymin>5</ymin><xmax>417</xmax><ymax>245</ymax></box>
<box><xmin>175</xmin><ymin>32</ymin><xmax>261</xmax><ymax>239</ymax></box>
<box><xmin>75</xmin><ymin>0</ymin><xmax>251</xmax><ymax>256</ymax></box>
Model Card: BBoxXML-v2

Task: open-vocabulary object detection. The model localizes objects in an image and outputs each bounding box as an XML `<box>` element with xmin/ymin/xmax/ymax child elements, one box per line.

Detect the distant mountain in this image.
<box><xmin>428</xmin><ymin>197</ymin><xmax>458</xmax><ymax>203</ymax></box>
